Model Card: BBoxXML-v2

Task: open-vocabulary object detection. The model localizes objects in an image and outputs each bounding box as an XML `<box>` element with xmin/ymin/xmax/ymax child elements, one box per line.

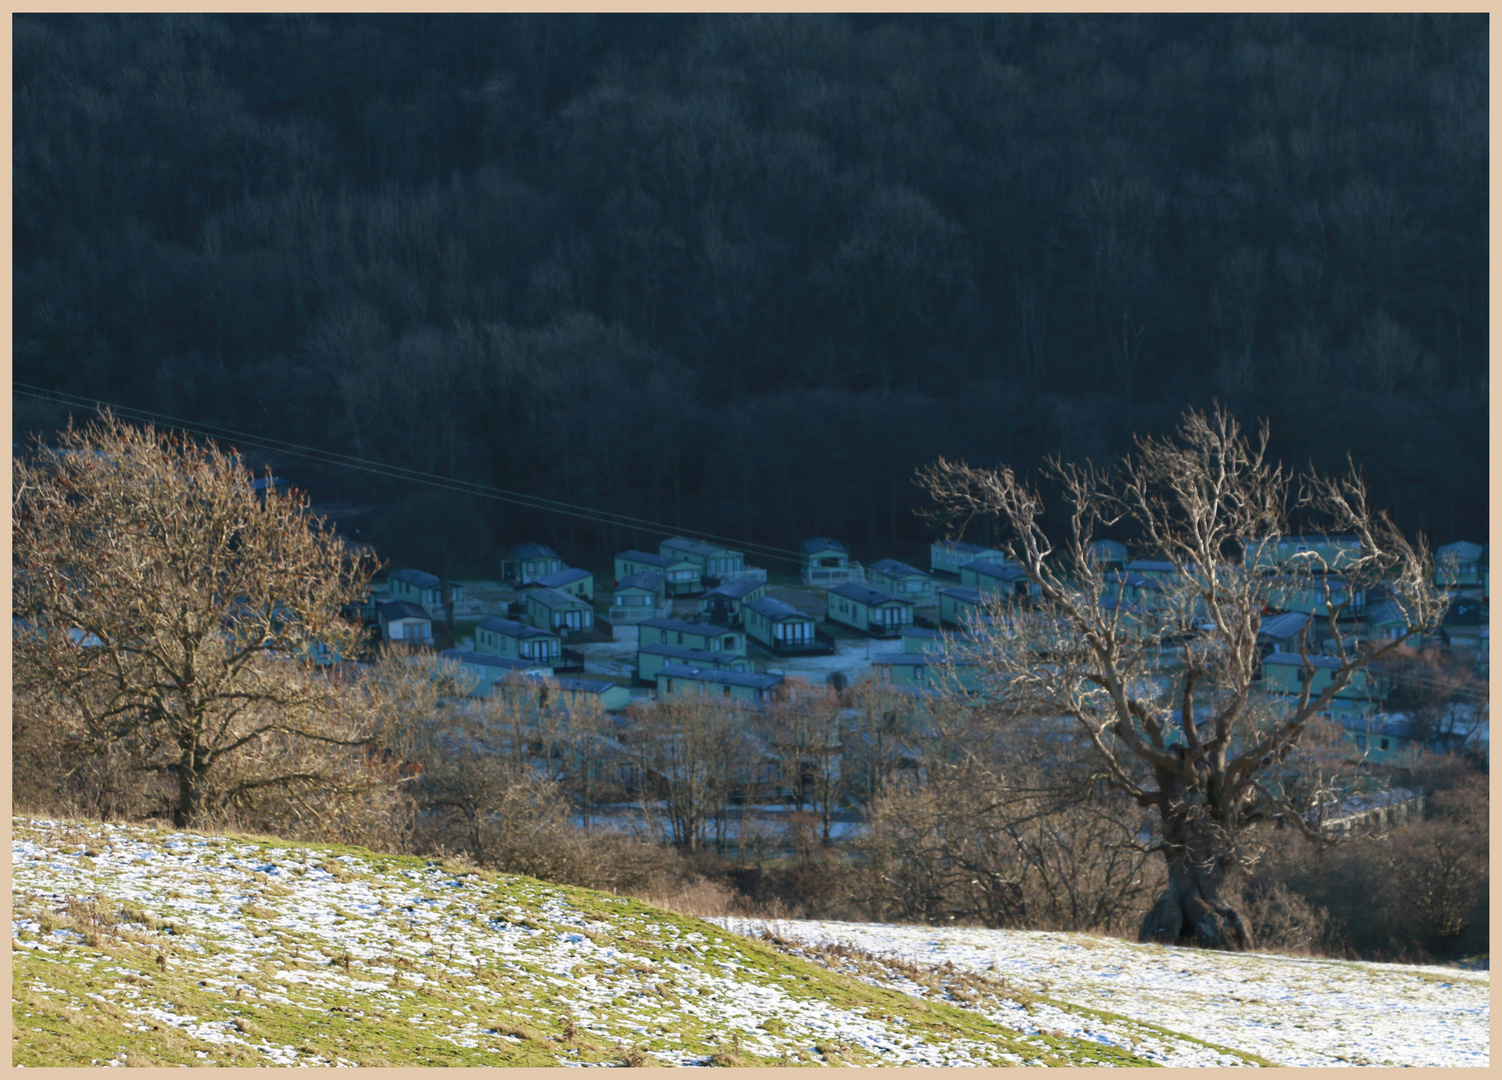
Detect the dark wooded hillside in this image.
<box><xmin>13</xmin><ymin>13</ymin><xmax>1487</xmax><ymax>569</ymax></box>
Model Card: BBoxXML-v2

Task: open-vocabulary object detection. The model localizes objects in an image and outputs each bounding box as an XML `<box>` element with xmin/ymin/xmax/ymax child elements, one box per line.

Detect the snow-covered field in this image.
<box><xmin>13</xmin><ymin>816</ymin><xmax>1486</xmax><ymax>1068</ymax></box>
<box><xmin>10</xmin><ymin>818</ymin><xmax>1158</xmax><ymax>1067</ymax></box>
<box><xmin>713</xmin><ymin>917</ymin><xmax>1491</xmax><ymax>1069</ymax></box>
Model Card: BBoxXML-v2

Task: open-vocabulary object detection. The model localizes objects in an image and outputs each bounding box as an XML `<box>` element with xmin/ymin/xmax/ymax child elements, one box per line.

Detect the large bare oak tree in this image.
<box><xmin>13</xmin><ymin>413</ymin><xmax>380</xmax><ymax>827</ymax></box>
<box><xmin>918</xmin><ymin>407</ymin><xmax>1444</xmax><ymax>950</ymax></box>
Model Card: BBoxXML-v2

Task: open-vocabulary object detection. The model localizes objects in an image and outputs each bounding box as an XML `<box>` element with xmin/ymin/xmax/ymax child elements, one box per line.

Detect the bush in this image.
<box><xmin>1235</xmin><ymin>881</ymin><xmax>1330</xmax><ymax>956</ymax></box>
<box><xmin>1240</xmin><ymin>766</ymin><xmax>1488</xmax><ymax>963</ymax></box>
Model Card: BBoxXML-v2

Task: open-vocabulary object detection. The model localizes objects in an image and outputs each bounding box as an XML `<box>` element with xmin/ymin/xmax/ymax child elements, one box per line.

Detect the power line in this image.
<box><xmin>14</xmin><ymin>382</ymin><xmax>813</xmax><ymax>567</ymax></box>
<box><xmin>1375</xmin><ymin>670</ymin><xmax>1489</xmax><ymax>702</ymax></box>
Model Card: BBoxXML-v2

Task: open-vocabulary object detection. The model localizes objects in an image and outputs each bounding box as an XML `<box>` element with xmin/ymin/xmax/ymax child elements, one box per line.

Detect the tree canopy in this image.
<box><xmin>12</xmin><ymin>14</ymin><xmax>1488</xmax><ymax>567</ymax></box>
<box><xmin>12</xmin><ymin>413</ymin><xmax>381</xmax><ymax>827</ymax></box>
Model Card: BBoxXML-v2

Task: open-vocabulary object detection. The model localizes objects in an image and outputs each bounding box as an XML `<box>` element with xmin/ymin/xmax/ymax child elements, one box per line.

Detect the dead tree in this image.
<box><xmin>918</xmin><ymin>406</ymin><xmax>1444</xmax><ymax>950</ymax></box>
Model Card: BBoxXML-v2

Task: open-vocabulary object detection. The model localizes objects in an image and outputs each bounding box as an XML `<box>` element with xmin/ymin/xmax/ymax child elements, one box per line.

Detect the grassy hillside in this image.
<box><xmin>716</xmin><ymin>918</ymin><xmax>1489</xmax><ymax>1068</ymax></box>
<box><xmin>13</xmin><ymin>817</ymin><xmax>1169</xmax><ymax>1067</ymax></box>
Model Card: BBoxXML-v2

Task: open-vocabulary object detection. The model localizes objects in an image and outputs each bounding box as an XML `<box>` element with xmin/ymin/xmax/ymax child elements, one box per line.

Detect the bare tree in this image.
<box><xmin>366</xmin><ymin>653</ymin><xmax>671</xmax><ymax>891</ymax></box>
<box><xmin>839</xmin><ymin>682</ymin><xmax>926</xmax><ymax>807</ymax></box>
<box><xmin>855</xmin><ymin>690</ymin><xmax>1163</xmax><ymax>935</ymax></box>
<box><xmin>480</xmin><ymin>672</ymin><xmax>614</xmax><ymax>825</ymax></box>
<box><xmin>12</xmin><ymin>412</ymin><xmax>379</xmax><ymax>828</ymax></box>
<box><xmin>1071</xmin><ymin>176</ymin><xmax>1166</xmax><ymax>406</ymax></box>
<box><xmin>860</xmin><ymin>774</ymin><xmax>1163</xmax><ymax>935</ymax></box>
<box><xmin>756</xmin><ymin>681</ymin><xmax>844</xmax><ymax>841</ymax></box>
<box><xmin>917</xmin><ymin>406</ymin><xmax>1444</xmax><ymax>950</ymax></box>
<box><xmin>1375</xmin><ymin>645</ymin><xmax>1487</xmax><ymax>753</ymax></box>
<box><xmin>621</xmin><ymin>697</ymin><xmax>756</xmax><ymax>854</ymax></box>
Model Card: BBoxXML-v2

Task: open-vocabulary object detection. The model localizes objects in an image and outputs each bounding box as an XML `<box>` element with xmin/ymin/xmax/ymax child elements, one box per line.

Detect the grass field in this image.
<box><xmin>12</xmin><ymin>817</ymin><xmax>1166</xmax><ymax>1068</ymax></box>
<box><xmin>18</xmin><ymin>816</ymin><xmax>1483</xmax><ymax>1068</ymax></box>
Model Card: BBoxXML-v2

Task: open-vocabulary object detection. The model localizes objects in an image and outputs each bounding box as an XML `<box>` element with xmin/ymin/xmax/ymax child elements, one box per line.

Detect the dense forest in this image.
<box><xmin>13</xmin><ymin>13</ymin><xmax>1488</xmax><ymax>571</ymax></box>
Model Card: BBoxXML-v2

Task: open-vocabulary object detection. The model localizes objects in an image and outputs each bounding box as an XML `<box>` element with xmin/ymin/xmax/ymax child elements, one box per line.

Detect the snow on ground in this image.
<box><xmin>22</xmin><ymin>816</ymin><xmax>1483</xmax><ymax>1068</ymax></box>
<box><xmin>760</xmin><ymin>633</ymin><xmax>908</xmax><ymax>682</ymax></box>
<box><xmin>712</xmin><ymin>917</ymin><xmax>1491</xmax><ymax>1069</ymax></box>
<box><xmin>571</xmin><ymin>623</ymin><xmax>640</xmax><ymax>677</ymax></box>
<box><xmin>574</xmin><ymin>804</ymin><xmax>866</xmax><ymax>845</ymax></box>
<box><xmin>12</xmin><ymin>818</ymin><xmax>1148</xmax><ymax>1067</ymax></box>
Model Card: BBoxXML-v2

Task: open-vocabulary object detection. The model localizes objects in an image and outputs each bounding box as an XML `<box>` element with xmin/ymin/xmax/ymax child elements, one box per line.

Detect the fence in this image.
<box><xmin>707</xmin><ymin>567</ymin><xmax>769</xmax><ymax>588</ymax></box>
<box><xmin>801</xmin><ymin>561</ymin><xmax>866</xmax><ymax>588</ymax></box>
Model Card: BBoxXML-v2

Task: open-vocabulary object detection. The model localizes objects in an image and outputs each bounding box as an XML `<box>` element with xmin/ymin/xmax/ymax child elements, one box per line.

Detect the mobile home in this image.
<box><xmin>495</xmin><ymin>673</ymin><xmax>632</xmax><ymax>713</ymax></box>
<box><xmin>1434</xmin><ymin>540</ymin><xmax>1484</xmax><ymax>588</ymax></box>
<box><xmin>655</xmin><ymin>664</ymin><xmax>785</xmax><ymax>707</ymax></box>
<box><xmin>530</xmin><ymin>566</ymin><xmax>594</xmax><ymax>602</ymax></box>
<box><xmin>867</xmin><ymin>559</ymin><xmax>935</xmax><ymax>603</ymax></box>
<box><xmin>825</xmin><ymin>582</ymin><xmax>913</xmax><ymax>637</ymax></box>
<box><xmin>938</xmin><ymin>585</ymin><xmax>992</xmax><ymax>630</ymax></box>
<box><xmin>614</xmin><ymin>549</ymin><xmax>703</xmax><ymax>596</ymax></box>
<box><xmin>523</xmin><ymin>587</ymin><xmax>596</xmax><ymax>636</ymax></box>
<box><xmin>1364</xmin><ymin>598</ymin><xmax>1413</xmax><ymax>642</ymax></box>
<box><xmin>901</xmin><ymin>626</ymin><xmax>976</xmax><ymax>654</ymax></box>
<box><xmin>638</xmin><ymin>617</ymin><xmax>745</xmax><ymax>656</ymax></box>
<box><xmin>659</xmin><ymin>537</ymin><xmax>745</xmax><ymax>579</ymax></box>
<box><xmin>387</xmin><ymin>569</ymin><xmax>457</xmax><ymax>613</ymax></box>
<box><xmin>1266</xmin><ymin>575</ymin><xmax>1364</xmax><ymax>618</ymax></box>
<box><xmin>1100</xmin><ymin>570</ymin><xmax>1166</xmax><ymax>608</ymax></box>
<box><xmin>504</xmin><ymin>542</ymin><xmax>565</xmax><ymax>585</ymax></box>
<box><xmin>610</xmin><ymin>570</ymin><xmax>667</xmax><ymax>623</ymax></box>
<box><xmin>377</xmin><ymin>600</ymin><xmax>433</xmax><ymax>645</ymax></box>
<box><xmin>960</xmin><ymin>559</ymin><xmax>1037</xmax><ymax>599</ymax></box>
<box><xmin>474</xmin><ymin>617</ymin><xmax>562</xmax><ymax>663</ymax></box>
<box><xmin>697</xmin><ymin>577</ymin><xmax>768</xmax><ymax>626</ymax></box>
<box><xmin>871</xmin><ymin>652</ymin><xmax>983</xmax><ymax>692</ymax></box>
<box><xmin>743</xmin><ymin>596</ymin><xmax>821</xmax><ymax>655</ymax></box>
<box><xmin>1088</xmin><ymin>539</ymin><xmax>1128</xmax><ymax>570</ymax></box>
<box><xmin>800</xmin><ymin>537</ymin><xmax>860</xmax><ymax>586</ymax></box>
<box><xmin>930</xmin><ymin>539</ymin><xmax>1008</xmax><ymax>576</ymax></box>
<box><xmin>1124</xmin><ymin>559</ymin><xmax>1181</xmax><ymax>582</ymax></box>
<box><xmin>1245</xmin><ymin>535</ymin><xmax>1363</xmax><ymax>573</ymax></box>
<box><xmin>636</xmin><ymin>643</ymin><xmax>750</xmax><ymax>683</ymax></box>
<box><xmin>1257</xmin><ymin>611</ymin><xmax>1314</xmax><ymax>654</ymax></box>
<box><xmin>800</xmin><ymin>537</ymin><xmax>848</xmax><ymax>570</ymax></box>
<box><xmin>438</xmin><ymin>648</ymin><xmax>553</xmax><ymax>695</ymax></box>
<box><xmin>1258</xmin><ymin>652</ymin><xmax>1385</xmax><ymax>704</ymax></box>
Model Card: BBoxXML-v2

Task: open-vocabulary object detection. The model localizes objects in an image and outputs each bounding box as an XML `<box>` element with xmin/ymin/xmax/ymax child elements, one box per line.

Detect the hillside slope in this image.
<box><xmin>713</xmin><ymin>918</ymin><xmax>1490</xmax><ymax>1069</ymax></box>
<box><xmin>18</xmin><ymin>817</ymin><xmax>1483</xmax><ymax>1068</ymax></box>
<box><xmin>13</xmin><ymin>817</ymin><xmax>1172</xmax><ymax>1067</ymax></box>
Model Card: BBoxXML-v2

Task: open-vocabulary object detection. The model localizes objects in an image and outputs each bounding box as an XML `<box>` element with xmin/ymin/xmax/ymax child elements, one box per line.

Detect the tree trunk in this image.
<box><xmin>173</xmin><ymin>754</ymin><xmax>205</xmax><ymax>829</ymax></box>
<box><xmin>1139</xmin><ymin>858</ymin><xmax>1252</xmax><ymax>951</ymax></box>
